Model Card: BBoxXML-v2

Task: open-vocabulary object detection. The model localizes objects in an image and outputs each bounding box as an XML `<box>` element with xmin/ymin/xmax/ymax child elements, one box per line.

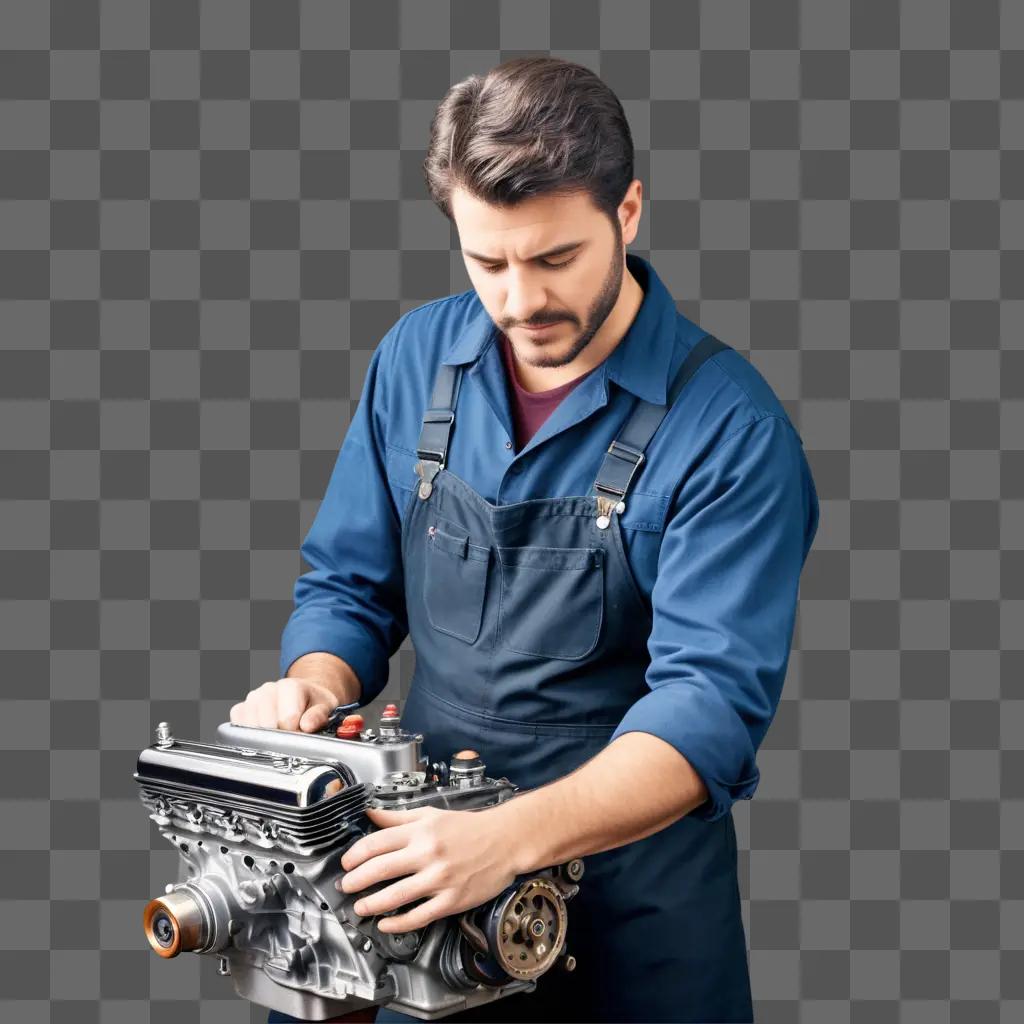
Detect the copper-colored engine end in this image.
<box><xmin>142</xmin><ymin>891</ymin><xmax>205</xmax><ymax>958</ymax></box>
<box><xmin>452</xmin><ymin>749</ymin><xmax>480</xmax><ymax>760</ymax></box>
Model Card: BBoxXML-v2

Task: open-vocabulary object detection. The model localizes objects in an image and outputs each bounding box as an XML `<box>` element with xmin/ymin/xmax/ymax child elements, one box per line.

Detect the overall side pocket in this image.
<box><xmin>423</xmin><ymin>521</ymin><xmax>490</xmax><ymax>644</ymax></box>
<box><xmin>496</xmin><ymin>545</ymin><xmax>604</xmax><ymax>660</ymax></box>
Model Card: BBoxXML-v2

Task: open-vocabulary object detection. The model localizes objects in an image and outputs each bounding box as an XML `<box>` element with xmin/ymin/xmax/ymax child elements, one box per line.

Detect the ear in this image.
<box><xmin>619</xmin><ymin>178</ymin><xmax>643</xmax><ymax>245</ymax></box>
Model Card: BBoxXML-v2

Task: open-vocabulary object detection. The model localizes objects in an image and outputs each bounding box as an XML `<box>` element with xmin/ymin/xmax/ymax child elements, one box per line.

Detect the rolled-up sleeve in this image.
<box><xmin>278</xmin><ymin>320</ymin><xmax>408</xmax><ymax>705</ymax></box>
<box><xmin>609</xmin><ymin>413</ymin><xmax>820</xmax><ymax>822</ymax></box>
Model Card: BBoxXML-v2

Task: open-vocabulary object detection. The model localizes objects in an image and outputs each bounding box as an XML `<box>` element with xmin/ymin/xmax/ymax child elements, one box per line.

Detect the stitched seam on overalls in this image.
<box><xmin>416</xmin><ymin>679</ymin><xmax>619</xmax><ymax>735</ymax></box>
<box><xmin>443</xmin><ymin>467</ymin><xmax>595</xmax><ymax>520</ymax></box>
<box><xmin>609</xmin><ymin>516</ymin><xmax>654</xmax><ymax>632</ymax></box>
<box><xmin>423</xmin><ymin>515</ymin><xmax>488</xmax><ymax>645</ymax></box>
<box><xmin>495</xmin><ymin>553</ymin><xmax>604</xmax><ymax>661</ymax></box>
<box><xmin>422</xmin><ymin>474</ymin><xmax>499</xmax><ymax>713</ymax></box>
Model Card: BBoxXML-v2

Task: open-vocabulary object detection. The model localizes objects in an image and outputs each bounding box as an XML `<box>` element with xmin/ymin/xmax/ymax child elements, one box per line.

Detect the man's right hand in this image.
<box><xmin>228</xmin><ymin>677</ymin><xmax>344</xmax><ymax>733</ymax></box>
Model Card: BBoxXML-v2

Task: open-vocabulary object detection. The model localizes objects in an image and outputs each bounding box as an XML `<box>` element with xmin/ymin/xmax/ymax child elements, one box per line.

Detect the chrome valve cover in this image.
<box><xmin>134</xmin><ymin>712</ymin><xmax>583</xmax><ymax>1021</ymax></box>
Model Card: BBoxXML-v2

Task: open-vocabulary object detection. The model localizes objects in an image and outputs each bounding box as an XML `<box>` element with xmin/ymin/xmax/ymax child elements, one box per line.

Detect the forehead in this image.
<box><xmin>450</xmin><ymin>186</ymin><xmax>599</xmax><ymax>246</ymax></box>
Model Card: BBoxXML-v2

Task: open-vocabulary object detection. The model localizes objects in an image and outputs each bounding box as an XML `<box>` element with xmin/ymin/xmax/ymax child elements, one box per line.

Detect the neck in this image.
<box><xmin>511</xmin><ymin>261</ymin><xmax>645</xmax><ymax>393</ymax></box>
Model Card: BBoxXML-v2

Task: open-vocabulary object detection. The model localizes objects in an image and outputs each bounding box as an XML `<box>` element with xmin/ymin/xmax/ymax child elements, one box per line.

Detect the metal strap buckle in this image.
<box><xmin>416</xmin><ymin>409</ymin><xmax>455</xmax><ymax>462</ymax></box>
<box><xmin>596</xmin><ymin>439</ymin><xmax>646</xmax><ymax>499</ymax></box>
<box><xmin>422</xmin><ymin>409</ymin><xmax>455</xmax><ymax>425</ymax></box>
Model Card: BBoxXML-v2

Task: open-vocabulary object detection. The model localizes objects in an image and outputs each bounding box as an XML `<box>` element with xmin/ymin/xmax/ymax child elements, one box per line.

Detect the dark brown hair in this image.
<box><xmin>423</xmin><ymin>56</ymin><xmax>634</xmax><ymax>226</ymax></box>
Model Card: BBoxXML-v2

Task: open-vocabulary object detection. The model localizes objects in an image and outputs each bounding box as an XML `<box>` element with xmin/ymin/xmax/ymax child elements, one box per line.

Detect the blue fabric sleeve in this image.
<box><xmin>278</xmin><ymin>320</ymin><xmax>408</xmax><ymax>705</ymax></box>
<box><xmin>609</xmin><ymin>413</ymin><xmax>819</xmax><ymax>822</ymax></box>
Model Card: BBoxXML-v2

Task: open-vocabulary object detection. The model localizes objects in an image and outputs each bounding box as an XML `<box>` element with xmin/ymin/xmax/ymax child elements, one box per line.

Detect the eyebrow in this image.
<box><xmin>463</xmin><ymin>240</ymin><xmax>585</xmax><ymax>264</ymax></box>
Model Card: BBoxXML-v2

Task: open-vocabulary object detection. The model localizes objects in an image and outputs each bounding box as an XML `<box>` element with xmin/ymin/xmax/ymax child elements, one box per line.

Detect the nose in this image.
<box><xmin>502</xmin><ymin>267</ymin><xmax>549</xmax><ymax>326</ymax></box>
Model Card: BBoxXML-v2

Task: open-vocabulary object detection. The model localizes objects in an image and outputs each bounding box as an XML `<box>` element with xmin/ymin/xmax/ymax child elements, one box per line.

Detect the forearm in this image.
<box><xmin>486</xmin><ymin>731</ymin><xmax>710</xmax><ymax>874</ymax></box>
<box><xmin>285</xmin><ymin>651</ymin><xmax>363</xmax><ymax>706</ymax></box>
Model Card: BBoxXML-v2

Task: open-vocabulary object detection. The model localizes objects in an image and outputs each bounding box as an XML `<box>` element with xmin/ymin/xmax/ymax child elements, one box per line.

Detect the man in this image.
<box><xmin>237</xmin><ymin>57</ymin><xmax>819</xmax><ymax>1023</ymax></box>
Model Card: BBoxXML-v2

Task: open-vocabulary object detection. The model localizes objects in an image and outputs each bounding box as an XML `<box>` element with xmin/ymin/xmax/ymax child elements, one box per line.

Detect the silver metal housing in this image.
<box><xmin>135</xmin><ymin>717</ymin><xmax>582</xmax><ymax>1020</ymax></box>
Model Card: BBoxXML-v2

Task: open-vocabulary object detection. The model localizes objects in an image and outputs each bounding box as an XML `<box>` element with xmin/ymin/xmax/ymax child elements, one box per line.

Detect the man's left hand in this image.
<box><xmin>336</xmin><ymin>804</ymin><xmax>518</xmax><ymax>933</ymax></box>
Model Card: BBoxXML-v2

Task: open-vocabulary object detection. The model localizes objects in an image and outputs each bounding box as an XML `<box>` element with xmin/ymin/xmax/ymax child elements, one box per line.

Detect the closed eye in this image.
<box><xmin>479</xmin><ymin>255</ymin><xmax>579</xmax><ymax>274</ymax></box>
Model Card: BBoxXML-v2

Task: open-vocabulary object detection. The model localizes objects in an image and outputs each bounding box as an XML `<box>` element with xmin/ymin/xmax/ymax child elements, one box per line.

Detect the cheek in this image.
<box><xmin>474</xmin><ymin>282</ymin><xmax>504</xmax><ymax>318</ymax></box>
<box><xmin>564</xmin><ymin>267</ymin><xmax>594</xmax><ymax>305</ymax></box>
<box><xmin>466</xmin><ymin>268</ymin><xmax>492</xmax><ymax>298</ymax></box>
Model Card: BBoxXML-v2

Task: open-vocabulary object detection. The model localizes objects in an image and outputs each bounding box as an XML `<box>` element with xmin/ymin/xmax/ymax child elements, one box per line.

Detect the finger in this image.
<box><xmin>340</xmin><ymin>825</ymin><xmax>413</xmax><ymax>872</ymax></box>
<box><xmin>377</xmin><ymin>893</ymin><xmax>451</xmax><ymax>934</ymax></box>
<box><xmin>299</xmin><ymin>700</ymin><xmax>332</xmax><ymax>733</ymax></box>
<box><xmin>338</xmin><ymin>848</ymin><xmax>420</xmax><ymax>896</ymax></box>
<box><xmin>350</xmin><ymin>871</ymin><xmax>435</xmax><ymax>918</ymax></box>
<box><xmin>230</xmin><ymin>701</ymin><xmax>256</xmax><ymax>726</ymax></box>
<box><xmin>232</xmin><ymin>682</ymin><xmax>274</xmax><ymax>727</ymax></box>
<box><xmin>276</xmin><ymin>679</ymin><xmax>305</xmax><ymax>732</ymax></box>
<box><xmin>254</xmin><ymin>690</ymin><xmax>279</xmax><ymax>729</ymax></box>
<box><xmin>364</xmin><ymin>806</ymin><xmax>427</xmax><ymax>826</ymax></box>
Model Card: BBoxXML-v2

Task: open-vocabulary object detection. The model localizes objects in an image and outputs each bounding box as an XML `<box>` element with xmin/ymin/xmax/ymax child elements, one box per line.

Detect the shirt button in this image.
<box><xmin>505</xmin><ymin>440</ymin><xmax>512</xmax><ymax>449</ymax></box>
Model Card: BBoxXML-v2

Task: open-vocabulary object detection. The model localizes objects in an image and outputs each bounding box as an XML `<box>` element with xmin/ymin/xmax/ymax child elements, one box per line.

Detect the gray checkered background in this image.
<box><xmin>1</xmin><ymin>1</ymin><xmax>1022</xmax><ymax>1022</ymax></box>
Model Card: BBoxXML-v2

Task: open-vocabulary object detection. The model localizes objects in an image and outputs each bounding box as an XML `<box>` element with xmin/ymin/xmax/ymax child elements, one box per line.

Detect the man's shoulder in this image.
<box><xmin>370</xmin><ymin>290</ymin><xmax>481</xmax><ymax>456</ymax></box>
<box><xmin>385</xmin><ymin>288</ymin><xmax>480</xmax><ymax>365</ymax></box>
<box><xmin>703</xmin><ymin>337</ymin><xmax>790</xmax><ymax>422</ymax></box>
<box><xmin>663</xmin><ymin>319</ymin><xmax>805</xmax><ymax>459</ymax></box>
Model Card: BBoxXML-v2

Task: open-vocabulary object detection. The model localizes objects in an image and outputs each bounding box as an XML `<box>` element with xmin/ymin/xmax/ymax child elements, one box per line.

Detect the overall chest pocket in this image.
<box><xmin>496</xmin><ymin>545</ymin><xmax>604</xmax><ymax>661</ymax></box>
<box><xmin>424</xmin><ymin>521</ymin><xmax>491</xmax><ymax>644</ymax></box>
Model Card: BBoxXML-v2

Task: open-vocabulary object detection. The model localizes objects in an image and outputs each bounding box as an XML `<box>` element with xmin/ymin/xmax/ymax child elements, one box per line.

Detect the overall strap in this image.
<box><xmin>592</xmin><ymin>333</ymin><xmax>731</xmax><ymax>526</ymax></box>
<box><xmin>414</xmin><ymin>363</ymin><xmax>463</xmax><ymax>499</ymax></box>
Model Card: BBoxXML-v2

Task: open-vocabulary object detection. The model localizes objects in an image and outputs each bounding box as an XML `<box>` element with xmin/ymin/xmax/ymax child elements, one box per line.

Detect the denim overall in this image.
<box><xmin>271</xmin><ymin>334</ymin><xmax>754</xmax><ymax>1023</ymax></box>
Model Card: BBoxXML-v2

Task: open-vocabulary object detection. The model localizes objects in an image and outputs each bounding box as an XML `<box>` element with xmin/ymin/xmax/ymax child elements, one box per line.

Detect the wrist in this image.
<box><xmin>488</xmin><ymin>792</ymin><xmax>552</xmax><ymax>876</ymax></box>
<box><xmin>285</xmin><ymin>651</ymin><xmax>363</xmax><ymax>706</ymax></box>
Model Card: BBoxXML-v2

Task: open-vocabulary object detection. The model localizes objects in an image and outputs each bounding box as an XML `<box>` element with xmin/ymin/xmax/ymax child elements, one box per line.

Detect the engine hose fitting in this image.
<box><xmin>143</xmin><ymin>890</ymin><xmax>207</xmax><ymax>958</ymax></box>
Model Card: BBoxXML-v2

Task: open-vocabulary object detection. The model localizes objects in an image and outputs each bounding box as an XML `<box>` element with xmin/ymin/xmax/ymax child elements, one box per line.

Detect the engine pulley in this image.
<box><xmin>483</xmin><ymin>877</ymin><xmax>568</xmax><ymax>980</ymax></box>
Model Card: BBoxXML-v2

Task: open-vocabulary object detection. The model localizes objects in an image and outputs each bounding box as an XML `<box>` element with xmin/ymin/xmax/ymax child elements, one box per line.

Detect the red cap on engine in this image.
<box><xmin>382</xmin><ymin>703</ymin><xmax>400</xmax><ymax>718</ymax></box>
<box><xmin>337</xmin><ymin>713</ymin><xmax>364</xmax><ymax>739</ymax></box>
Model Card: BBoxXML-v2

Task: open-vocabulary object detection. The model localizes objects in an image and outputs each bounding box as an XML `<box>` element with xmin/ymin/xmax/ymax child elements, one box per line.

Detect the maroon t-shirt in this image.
<box><xmin>498</xmin><ymin>332</ymin><xmax>598</xmax><ymax>451</ymax></box>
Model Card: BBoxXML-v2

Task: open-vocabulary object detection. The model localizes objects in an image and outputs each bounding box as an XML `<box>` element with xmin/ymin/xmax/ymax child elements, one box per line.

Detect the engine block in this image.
<box><xmin>134</xmin><ymin>703</ymin><xmax>583</xmax><ymax>1021</ymax></box>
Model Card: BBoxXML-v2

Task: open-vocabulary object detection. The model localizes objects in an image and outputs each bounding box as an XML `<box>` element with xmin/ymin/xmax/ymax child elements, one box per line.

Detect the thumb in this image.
<box><xmin>298</xmin><ymin>700</ymin><xmax>333</xmax><ymax>733</ymax></box>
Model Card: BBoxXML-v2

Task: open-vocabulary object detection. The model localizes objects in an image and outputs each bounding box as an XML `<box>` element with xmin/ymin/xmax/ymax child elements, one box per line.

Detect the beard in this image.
<box><xmin>503</xmin><ymin>224</ymin><xmax>626</xmax><ymax>370</ymax></box>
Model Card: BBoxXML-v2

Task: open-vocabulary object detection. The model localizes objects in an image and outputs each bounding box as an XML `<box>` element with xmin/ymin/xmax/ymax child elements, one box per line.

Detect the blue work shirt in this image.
<box><xmin>280</xmin><ymin>252</ymin><xmax>820</xmax><ymax>822</ymax></box>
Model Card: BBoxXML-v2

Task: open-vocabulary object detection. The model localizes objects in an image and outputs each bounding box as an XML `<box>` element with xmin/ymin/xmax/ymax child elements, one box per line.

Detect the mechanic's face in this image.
<box><xmin>451</xmin><ymin>182</ymin><xmax>642</xmax><ymax>369</ymax></box>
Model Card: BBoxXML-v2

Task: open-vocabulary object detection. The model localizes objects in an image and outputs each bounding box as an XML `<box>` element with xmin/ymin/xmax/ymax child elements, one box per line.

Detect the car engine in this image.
<box><xmin>134</xmin><ymin>701</ymin><xmax>583</xmax><ymax>1021</ymax></box>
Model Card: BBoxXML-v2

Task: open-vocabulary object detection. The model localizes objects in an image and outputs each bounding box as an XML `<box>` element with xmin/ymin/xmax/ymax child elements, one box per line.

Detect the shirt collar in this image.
<box><xmin>441</xmin><ymin>252</ymin><xmax>680</xmax><ymax>406</ymax></box>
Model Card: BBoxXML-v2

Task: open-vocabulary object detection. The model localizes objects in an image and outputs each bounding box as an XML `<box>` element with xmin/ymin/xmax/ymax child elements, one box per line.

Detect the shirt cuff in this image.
<box><xmin>609</xmin><ymin>683</ymin><xmax>760</xmax><ymax>823</ymax></box>
<box><xmin>279</xmin><ymin>611</ymin><xmax>389</xmax><ymax>706</ymax></box>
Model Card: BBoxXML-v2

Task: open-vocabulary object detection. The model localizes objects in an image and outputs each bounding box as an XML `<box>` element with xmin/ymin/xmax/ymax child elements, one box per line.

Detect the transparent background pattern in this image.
<box><xmin>1</xmin><ymin>1</ymin><xmax>1022</xmax><ymax>1022</ymax></box>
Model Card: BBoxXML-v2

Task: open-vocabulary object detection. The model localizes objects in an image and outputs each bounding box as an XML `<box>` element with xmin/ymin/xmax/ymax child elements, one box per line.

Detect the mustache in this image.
<box><xmin>513</xmin><ymin>316</ymin><xmax>573</xmax><ymax>328</ymax></box>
